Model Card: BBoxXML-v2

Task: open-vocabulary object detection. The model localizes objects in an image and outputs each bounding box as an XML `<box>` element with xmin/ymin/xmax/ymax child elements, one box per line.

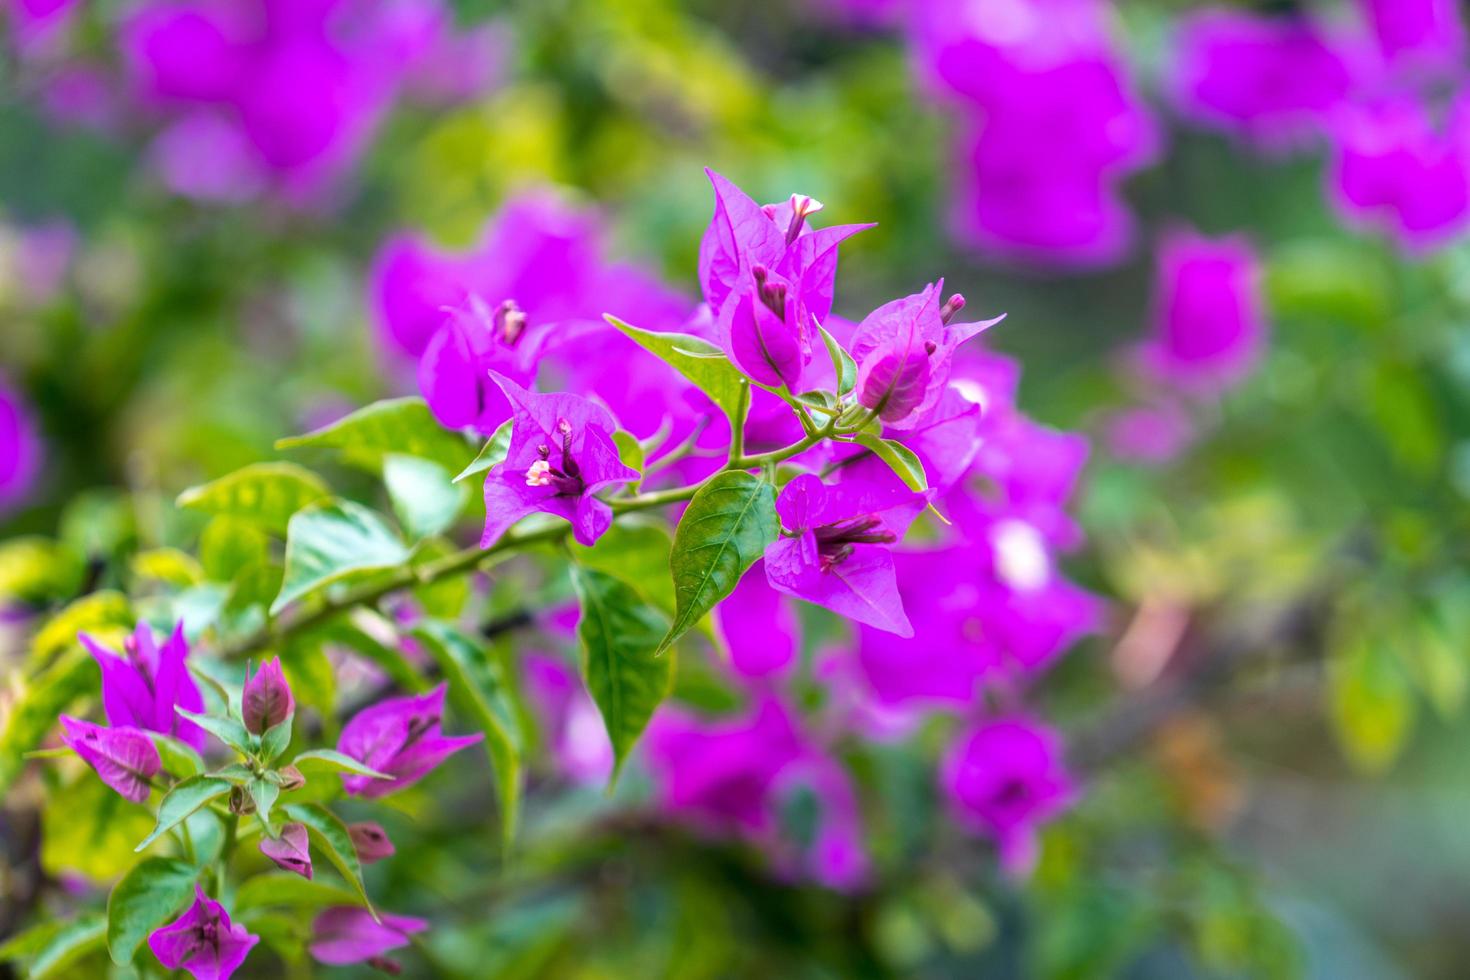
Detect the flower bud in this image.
<box><xmin>242</xmin><ymin>657</ymin><xmax>294</xmax><ymax>735</ymax></box>
<box><xmin>278</xmin><ymin>764</ymin><xmax>306</xmax><ymax>792</ymax></box>
<box><xmin>348</xmin><ymin>822</ymin><xmax>396</xmax><ymax>864</ymax></box>
<box><xmin>259</xmin><ymin>822</ymin><xmax>312</xmax><ymax>879</ymax></box>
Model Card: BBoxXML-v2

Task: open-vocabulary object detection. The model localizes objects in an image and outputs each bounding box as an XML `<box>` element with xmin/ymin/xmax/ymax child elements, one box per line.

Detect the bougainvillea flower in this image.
<box><xmin>58</xmin><ymin>716</ymin><xmax>161</xmax><ymax>803</ymax></box>
<box><xmin>148</xmin><ymin>886</ymin><xmax>259</xmax><ymax>980</ymax></box>
<box><xmin>645</xmin><ymin>697</ymin><xmax>807</xmax><ymax>835</ymax></box>
<box><xmin>80</xmin><ymin>622</ymin><xmax>207</xmax><ymax>751</ymax></box>
<box><xmin>764</xmin><ymin>470</ymin><xmax>926</xmax><ymax>637</ymax></box>
<box><xmin>347</xmin><ymin>822</ymin><xmax>395</xmax><ymax>864</ymax></box>
<box><xmin>521</xmin><ymin>653</ymin><xmax>614</xmax><ymax>784</ymax></box>
<box><xmin>1329</xmin><ymin>96</ymin><xmax>1470</xmax><ymax>251</ymax></box>
<box><xmin>1358</xmin><ymin>0</ymin><xmax>1464</xmax><ymax>71</ymax></box>
<box><xmin>242</xmin><ymin>656</ymin><xmax>293</xmax><ymax>734</ymax></box>
<box><xmin>121</xmin><ymin>0</ymin><xmax>484</xmax><ymax>204</ymax></box>
<box><xmin>718</xmin><ymin>264</ymin><xmax>809</xmax><ymax>389</ymax></box>
<box><xmin>259</xmin><ymin>822</ymin><xmax>311</xmax><ymax>879</ymax></box>
<box><xmin>850</xmin><ymin>281</ymin><xmax>1001</xmax><ymax>427</ymax></box>
<box><xmin>0</xmin><ymin>375</ymin><xmax>42</xmax><ymax>513</ymax></box>
<box><xmin>892</xmin><ymin>382</ymin><xmax>986</xmax><ymax>494</ymax></box>
<box><xmin>1138</xmin><ymin>229</ymin><xmax>1265</xmax><ymax>394</ymax></box>
<box><xmin>479</xmin><ymin>373</ymin><xmax>639</xmax><ymax>548</ymax></box>
<box><xmin>715</xmin><ymin>561</ymin><xmax>801</xmax><ymax>679</ymax></box>
<box><xmin>1104</xmin><ymin>400</ymin><xmax>1196</xmax><ymax>464</ymax></box>
<box><xmin>697</xmin><ymin>169</ymin><xmax>870</xmax><ymax>322</ymax></box>
<box><xmin>941</xmin><ymin>719</ymin><xmax>1076</xmax><ymax>875</ymax></box>
<box><xmin>972</xmin><ymin>412</ymin><xmax>1092</xmax><ymax>549</ymax></box>
<box><xmin>337</xmin><ymin>683</ymin><xmax>482</xmax><ymax>798</ymax></box>
<box><xmin>1168</xmin><ymin>10</ymin><xmax>1354</xmax><ymax>151</ymax></box>
<box><xmin>914</xmin><ymin>0</ymin><xmax>1159</xmax><ymax>267</ymax></box>
<box><xmin>309</xmin><ymin>906</ymin><xmax>428</xmax><ymax>967</ymax></box>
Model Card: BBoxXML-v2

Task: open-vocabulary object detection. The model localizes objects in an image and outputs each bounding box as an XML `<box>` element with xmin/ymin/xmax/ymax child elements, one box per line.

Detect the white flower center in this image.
<box><xmin>991</xmin><ymin>519</ymin><xmax>1049</xmax><ymax>592</ymax></box>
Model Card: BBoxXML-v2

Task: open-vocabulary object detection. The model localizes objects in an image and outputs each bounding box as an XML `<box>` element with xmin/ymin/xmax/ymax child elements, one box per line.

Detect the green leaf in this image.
<box><xmin>271</xmin><ymin>500</ymin><xmax>410</xmax><ymax>614</ymax></box>
<box><xmin>260</xmin><ymin>716</ymin><xmax>292</xmax><ymax>763</ymax></box>
<box><xmin>570</xmin><ymin>566</ymin><xmax>673</xmax><ymax>778</ymax></box>
<box><xmin>291</xmin><ymin>748</ymin><xmax>390</xmax><ymax>782</ymax></box>
<box><xmin>850</xmin><ymin>432</ymin><xmax>928</xmax><ymax>492</ymax></box>
<box><xmin>281</xmin><ymin>803</ymin><xmax>373</xmax><ymax>912</ymax></box>
<box><xmin>1330</xmin><ymin>637</ymin><xmax>1415</xmax><ymax>773</ymax></box>
<box><xmin>199</xmin><ymin>517</ymin><xmax>270</xmax><ymax>582</ymax></box>
<box><xmin>411</xmin><ymin>622</ymin><xmax>522</xmax><ymax>849</ymax></box>
<box><xmin>148</xmin><ymin>732</ymin><xmax>205</xmax><ymax>779</ymax></box>
<box><xmin>25</xmin><ymin>915</ymin><xmax>105</xmax><ymax>979</ymax></box>
<box><xmin>384</xmin><ymin>454</ymin><xmax>468</xmax><ymax>541</ymax></box>
<box><xmin>658</xmin><ymin>471</ymin><xmax>778</xmax><ymax>653</ymax></box>
<box><xmin>135</xmin><ymin>776</ymin><xmax>234</xmax><ymax>852</ymax></box>
<box><xmin>411</xmin><ymin>538</ymin><xmax>472</xmax><ymax>619</ymax></box>
<box><xmin>106</xmin><ymin>857</ymin><xmax>199</xmax><ymax>965</ymax></box>
<box><xmin>614</xmin><ymin>431</ymin><xmax>645</xmax><ymax>492</ymax></box>
<box><xmin>250</xmin><ymin>776</ymin><xmax>281</xmax><ymax>832</ymax></box>
<box><xmin>606</xmin><ymin>315</ymin><xmax>750</xmax><ymax>431</ymax></box>
<box><xmin>177</xmin><ymin>463</ymin><xmax>330</xmax><ymax>535</ymax></box>
<box><xmin>177</xmin><ymin>708</ymin><xmax>253</xmax><ymax>756</ymax></box>
<box><xmin>819</xmin><ymin>324</ymin><xmax>857</xmax><ymax>396</ymax></box>
<box><xmin>0</xmin><ymin>920</ymin><xmax>65</xmax><ymax>963</ymax></box>
<box><xmin>454</xmin><ymin>419</ymin><xmax>512</xmax><ymax>483</ymax></box>
<box><xmin>0</xmin><ymin>646</ymin><xmax>96</xmax><ymax>794</ymax></box>
<box><xmin>41</xmin><ymin>776</ymin><xmax>156</xmax><ymax>882</ymax></box>
<box><xmin>30</xmin><ymin>590</ymin><xmax>131</xmax><ymax>668</ymax></box>
<box><xmin>0</xmin><ymin>536</ymin><xmax>84</xmax><ymax>603</ymax></box>
<box><xmin>276</xmin><ymin>396</ymin><xmax>471</xmax><ymax>473</ymax></box>
<box><xmin>572</xmin><ymin>518</ymin><xmax>678</xmax><ymax>615</ymax></box>
<box><xmin>130</xmin><ymin>548</ymin><xmax>204</xmax><ymax>587</ymax></box>
<box><xmin>235</xmin><ymin>873</ymin><xmax>359</xmax><ymax>913</ymax></box>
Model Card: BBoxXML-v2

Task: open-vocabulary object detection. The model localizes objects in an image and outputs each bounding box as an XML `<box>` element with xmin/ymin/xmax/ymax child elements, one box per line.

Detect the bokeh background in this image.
<box><xmin>5</xmin><ymin>0</ymin><xmax>1470</xmax><ymax>977</ymax></box>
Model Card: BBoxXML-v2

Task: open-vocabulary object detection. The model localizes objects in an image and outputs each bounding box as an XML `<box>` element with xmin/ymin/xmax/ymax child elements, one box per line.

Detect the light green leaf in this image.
<box><xmin>30</xmin><ymin>590</ymin><xmax>131</xmax><ymax>668</ymax></box>
<box><xmin>177</xmin><ymin>708</ymin><xmax>253</xmax><ymax>756</ymax></box>
<box><xmin>0</xmin><ymin>646</ymin><xmax>96</xmax><ymax>794</ymax></box>
<box><xmin>260</xmin><ymin>716</ymin><xmax>292</xmax><ymax>763</ymax></box>
<box><xmin>24</xmin><ymin>915</ymin><xmax>105</xmax><ymax>979</ymax></box>
<box><xmin>454</xmin><ymin>420</ymin><xmax>512</xmax><ymax>483</ymax></box>
<box><xmin>250</xmin><ymin>776</ymin><xmax>281</xmax><ymax>832</ymax></box>
<box><xmin>275</xmin><ymin>396</ymin><xmax>471</xmax><ymax>474</ymax></box>
<box><xmin>147</xmin><ymin>732</ymin><xmax>205</xmax><ymax>779</ymax></box>
<box><xmin>130</xmin><ymin>548</ymin><xmax>204</xmax><ymax>588</ymax></box>
<box><xmin>819</xmin><ymin>324</ymin><xmax>857</xmax><ymax>396</ymax></box>
<box><xmin>290</xmin><ymin>748</ymin><xmax>390</xmax><ymax>782</ymax></box>
<box><xmin>1330</xmin><ymin>637</ymin><xmax>1415</xmax><ymax>773</ymax></box>
<box><xmin>271</xmin><ymin>500</ymin><xmax>410</xmax><ymax>614</ymax></box>
<box><xmin>41</xmin><ymin>775</ymin><xmax>156</xmax><ymax>882</ymax></box>
<box><xmin>384</xmin><ymin>454</ymin><xmax>467</xmax><ymax>541</ymax></box>
<box><xmin>411</xmin><ymin>622</ymin><xmax>522</xmax><ymax>849</ymax></box>
<box><xmin>658</xmin><ymin>471</ymin><xmax>778</xmax><ymax>653</ymax></box>
<box><xmin>850</xmin><ymin>432</ymin><xmax>928</xmax><ymax>492</ymax></box>
<box><xmin>0</xmin><ymin>536</ymin><xmax>84</xmax><ymax>604</ymax></box>
<box><xmin>199</xmin><ymin>517</ymin><xmax>270</xmax><ymax>582</ymax></box>
<box><xmin>106</xmin><ymin>857</ymin><xmax>199</xmax><ymax>965</ymax></box>
<box><xmin>235</xmin><ymin>873</ymin><xmax>359</xmax><ymax>913</ymax></box>
<box><xmin>606</xmin><ymin>315</ymin><xmax>750</xmax><ymax>431</ymax></box>
<box><xmin>281</xmin><ymin>803</ymin><xmax>373</xmax><ymax>912</ymax></box>
<box><xmin>571</xmin><ymin>566</ymin><xmax>673</xmax><ymax>778</ymax></box>
<box><xmin>177</xmin><ymin>463</ymin><xmax>330</xmax><ymax>535</ymax></box>
<box><xmin>613</xmin><ymin>431</ymin><xmax>645</xmax><ymax>492</ymax></box>
<box><xmin>135</xmin><ymin>776</ymin><xmax>234</xmax><ymax>852</ymax></box>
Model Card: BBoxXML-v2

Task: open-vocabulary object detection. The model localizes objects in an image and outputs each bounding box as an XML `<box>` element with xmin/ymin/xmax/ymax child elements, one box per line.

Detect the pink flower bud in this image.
<box><xmin>348</xmin><ymin>822</ymin><xmax>396</xmax><ymax>864</ymax></box>
<box><xmin>242</xmin><ymin>657</ymin><xmax>294</xmax><ymax>734</ymax></box>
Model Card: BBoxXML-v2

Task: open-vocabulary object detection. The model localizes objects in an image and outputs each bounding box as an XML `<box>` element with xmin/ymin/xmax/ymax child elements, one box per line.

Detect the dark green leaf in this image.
<box><xmin>176</xmin><ymin>463</ymin><xmax>330</xmax><ymax>535</ymax></box>
<box><xmin>384</xmin><ymin>454</ymin><xmax>467</xmax><ymax>541</ymax></box>
<box><xmin>281</xmin><ymin>803</ymin><xmax>373</xmax><ymax>912</ymax></box>
<box><xmin>411</xmin><ymin>622</ymin><xmax>522</xmax><ymax>849</ymax></box>
<box><xmin>106</xmin><ymin>857</ymin><xmax>198</xmax><ymax>965</ymax></box>
<box><xmin>571</xmin><ymin>566</ymin><xmax>673</xmax><ymax>777</ymax></box>
<box><xmin>260</xmin><ymin>716</ymin><xmax>292</xmax><ymax>763</ymax></box>
<box><xmin>271</xmin><ymin>500</ymin><xmax>410</xmax><ymax>614</ymax></box>
<box><xmin>135</xmin><ymin>776</ymin><xmax>233</xmax><ymax>852</ymax></box>
<box><xmin>605</xmin><ymin>315</ymin><xmax>750</xmax><ymax>431</ymax></box>
<box><xmin>659</xmin><ymin>471</ymin><xmax>778</xmax><ymax>653</ymax></box>
<box><xmin>275</xmin><ymin>396</ymin><xmax>471</xmax><ymax>473</ymax></box>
